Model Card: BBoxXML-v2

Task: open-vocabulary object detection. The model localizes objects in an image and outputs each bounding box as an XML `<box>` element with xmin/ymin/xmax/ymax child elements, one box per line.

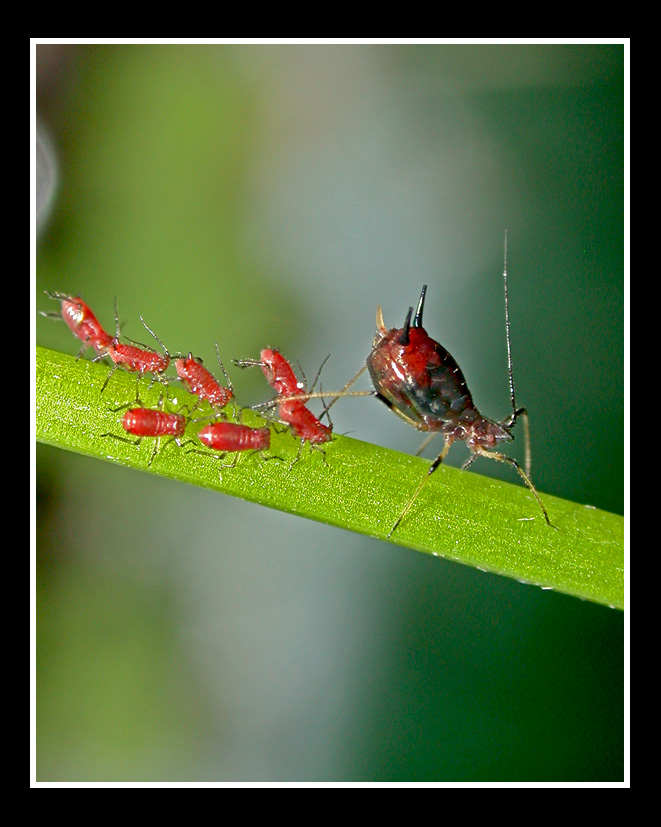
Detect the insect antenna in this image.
<box><xmin>319</xmin><ymin>364</ymin><xmax>369</xmax><ymax>415</ymax></box>
<box><xmin>503</xmin><ymin>230</ymin><xmax>518</xmax><ymax>421</ymax></box>
<box><xmin>139</xmin><ymin>314</ymin><xmax>170</xmax><ymax>356</ymax></box>
<box><xmin>500</xmin><ymin>230</ymin><xmax>531</xmax><ymax>477</ymax></box>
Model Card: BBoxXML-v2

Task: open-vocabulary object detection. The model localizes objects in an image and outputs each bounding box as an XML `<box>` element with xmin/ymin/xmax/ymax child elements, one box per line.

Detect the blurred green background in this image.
<box><xmin>36</xmin><ymin>44</ymin><xmax>624</xmax><ymax>781</ymax></box>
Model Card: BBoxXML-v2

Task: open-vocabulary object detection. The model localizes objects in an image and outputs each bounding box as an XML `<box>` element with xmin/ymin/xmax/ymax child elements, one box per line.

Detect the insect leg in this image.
<box><xmin>388</xmin><ymin>435</ymin><xmax>453</xmax><ymax>538</ymax></box>
<box><xmin>472</xmin><ymin>446</ymin><xmax>552</xmax><ymax>527</ymax></box>
<box><xmin>99</xmin><ymin>432</ymin><xmax>141</xmax><ymax>448</ymax></box>
<box><xmin>501</xmin><ymin>406</ymin><xmax>531</xmax><ymax>479</ymax></box>
<box><xmin>415</xmin><ymin>432</ymin><xmax>437</xmax><ymax>457</ymax></box>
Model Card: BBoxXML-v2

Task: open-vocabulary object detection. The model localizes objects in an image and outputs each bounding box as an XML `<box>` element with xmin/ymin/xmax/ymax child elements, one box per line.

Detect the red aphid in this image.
<box><xmin>107</xmin><ymin>340</ymin><xmax>170</xmax><ymax>375</ymax></box>
<box><xmin>234</xmin><ymin>348</ymin><xmax>332</xmax><ymax>445</ymax></box>
<box><xmin>278</xmin><ymin>399</ymin><xmax>332</xmax><ymax>445</ymax></box>
<box><xmin>175</xmin><ymin>352</ymin><xmax>233</xmax><ymax>409</ymax></box>
<box><xmin>121</xmin><ymin>407</ymin><xmax>186</xmax><ymax>439</ymax></box>
<box><xmin>43</xmin><ymin>291</ymin><xmax>112</xmax><ymax>354</ymax></box>
<box><xmin>259</xmin><ymin>350</ymin><xmax>332</xmax><ymax>445</ymax></box>
<box><xmin>101</xmin><ymin>398</ymin><xmax>188</xmax><ymax>466</ymax></box>
<box><xmin>196</xmin><ymin>421</ymin><xmax>271</xmax><ymax>453</ymax></box>
<box><xmin>99</xmin><ymin>309</ymin><xmax>171</xmax><ymax>391</ymax></box>
<box><xmin>258</xmin><ymin>348</ymin><xmax>304</xmax><ymax>398</ymax></box>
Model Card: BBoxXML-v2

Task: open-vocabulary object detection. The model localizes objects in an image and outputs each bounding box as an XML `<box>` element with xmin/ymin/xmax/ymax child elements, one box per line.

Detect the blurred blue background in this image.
<box><xmin>36</xmin><ymin>44</ymin><xmax>624</xmax><ymax>781</ymax></box>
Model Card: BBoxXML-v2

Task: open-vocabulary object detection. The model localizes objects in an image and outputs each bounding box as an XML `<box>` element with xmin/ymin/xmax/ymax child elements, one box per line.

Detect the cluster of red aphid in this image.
<box><xmin>42</xmin><ymin>291</ymin><xmax>332</xmax><ymax>468</ymax></box>
<box><xmin>42</xmin><ymin>240</ymin><xmax>552</xmax><ymax>538</ymax></box>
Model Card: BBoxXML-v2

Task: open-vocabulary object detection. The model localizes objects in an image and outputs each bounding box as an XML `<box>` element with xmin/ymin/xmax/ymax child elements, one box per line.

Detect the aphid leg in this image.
<box><xmin>388</xmin><ymin>436</ymin><xmax>453</xmax><ymax>538</ymax></box>
<box><xmin>308</xmin><ymin>354</ymin><xmax>331</xmax><ymax>394</ymax></box>
<box><xmin>287</xmin><ymin>439</ymin><xmax>329</xmax><ymax>471</ymax></box>
<box><xmin>100</xmin><ymin>432</ymin><xmax>141</xmax><ymax>449</ymax></box>
<box><xmin>134</xmin><ymin>432</ymin><xmax>185</xmax><ymax>467</ymax></box>
<box><xmin>316</xmin><ymin>382</ymin><xmax>334</xmax><ymax>429</ymax></box>
<box><xmin>501</xmin><ymin>406</ymin><xmax>532</xmax><ymax>479</ymax></box>
<box><xmin>39</xmin><ymin>309</ymin><xmax>62</xmax><ymax>320</ymax></box>
<box><xmin>102</xmin><ymin>429</ymin><xmax>165</xmax><ymax>465</ymax></box>
<box><xmin>471</xmin><ymin>446</ymin><xmax>553</xmax><ymax>527</ymax></box>
<box><xmin>182</xmin><ymin>440</ymin><xmax>227</xmax><ymax>460</ymax></box>
<box><xmin>260</xmin><ymin>450</ymin><xmax>286</xmax><ymax>465</ymax></box>
<box><xmin>286</xmin><ymin>440</ymin><xmax>305</xmax><ymax>471</ymax></box>
<box><xmin>182</xmin><ymin>441</ymin><xmax>241</xmax><ymax>472</ymax></box>
<box><xmin>100</xmin><ymin>422</ymin><xmax>155</xmax><ymax>464</ymax></box>
<box><xmin>99</xmin><ymin>362</ymin><xmax>119</xmax><ymax>393</ymax></box>
<box><xmin>75</xmin><ymin>337</ymin><xmax>93</xmax><ymax>361</ymax></box>
<box><xmin>415</xmin><ymin>432</ymin><xmax>437</xmax><ymax>457</ymax></box>
<box><xmin>215</xmin><ymin>343</ymin><xmax>238</xmax><ymax>419</ymax></box>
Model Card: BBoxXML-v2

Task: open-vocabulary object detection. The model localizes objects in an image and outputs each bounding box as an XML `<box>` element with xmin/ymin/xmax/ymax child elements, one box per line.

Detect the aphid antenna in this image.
<box><xmin>138</xmin><ymin>314</ymin><xmax>170</xmax><ymax>357</ymax></box>
<box><xmin>498</xmin><ymin>230</ymin><xmax>532</xmax><ymax>477</ymax></box>
<box><xmin>107</xmin><ymin>297</ymin><xmax>142</xmax><ymax>350</ymax></box>
<box><xmin>214</xmin><ymin>343</ymin><xmax>239</xmax><ymax>419</ymax></box>
<box><xmin>301</xmin><ymin>353</ymin><xmax>332</xmax><ymax>422</ymax></box>
<box><xmin>316</xmin><ymin>381</ymin><xmax>334</xmax><ymax>429</ymax></box>
<box><xmin>215</xmin><ymin>343</ymin><xmax>234</xmax><ymax>394</ymax></box>
<box><xmin>39</xmin><ymin>290</ymin><xmax>71</xmax><ymax>317</ymax></box>
<box><xmin>187</xmin><ymin>406</ymin><xmax>239</xmax><ymax>427</ymax></box>
<box><xmin>321</xmin><ymin>363</ymin><xmax>369</xmax><ymax>415</ymax></box>
<box><xmin>106</xmin><ymin>389</ymin><xmax>188</xmax><ymax>417</ymax></box>
<box><xmin>308</xmin><ymin>353</ymin><xmax>331</xmax><ymax>395</ymax></box>
<box><xmin>251</xmin><ymin>388</ymin><xmax>376</xmax><ymax>412</ymax></box>
<box><xmin>108</xmin><ymin>298</ymin><xmax>168</xmax><ymax>355</ymax></box>
<box><xmin>270</xmin><ymin>361</ymin><xmax>371</xmax><ymax>416</ymax></box>
<box><xmin>111</xmin><ymin>296</ymin><xmax>123</xmax><ymax>339</ymax></box>
<box><xmin>232</xmin><ymin>356</ymin><xmax>263</xmax><ymax>369</ymax></box>
<box><xmin>501</xmin><ymin>230</ymin><xmax>517</xmax><ymax>421</ymax></box>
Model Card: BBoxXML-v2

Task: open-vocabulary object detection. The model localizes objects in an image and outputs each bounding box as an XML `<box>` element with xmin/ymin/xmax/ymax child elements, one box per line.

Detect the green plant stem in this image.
<box><xmin>36</xmin><ymin>346</ymin><xmax>624</xmax><ymax>609</ymax></box>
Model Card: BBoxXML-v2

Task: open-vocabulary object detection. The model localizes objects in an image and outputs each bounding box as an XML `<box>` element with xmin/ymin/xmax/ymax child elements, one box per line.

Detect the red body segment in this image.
<box><xmin>197</xmin><ymin>422</ymin><xmax>271</xmax><ymax>452</ymax></box>
<box><xmin>121</xmin><ymin>407</ymin><xmax>186</xmax><ymax>438</ymax></box>
<box><xmin>175</xmin><ymin>354</ymin><xmax>233</xmax><ymax>408</ymax></box>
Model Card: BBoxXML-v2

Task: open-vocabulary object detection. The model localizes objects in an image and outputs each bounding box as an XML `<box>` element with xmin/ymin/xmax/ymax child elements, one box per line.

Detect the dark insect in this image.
<box><xmin>365</xmin><ymin>235</ymin><xmax>551</xmax><ymax>535</ymax></box>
